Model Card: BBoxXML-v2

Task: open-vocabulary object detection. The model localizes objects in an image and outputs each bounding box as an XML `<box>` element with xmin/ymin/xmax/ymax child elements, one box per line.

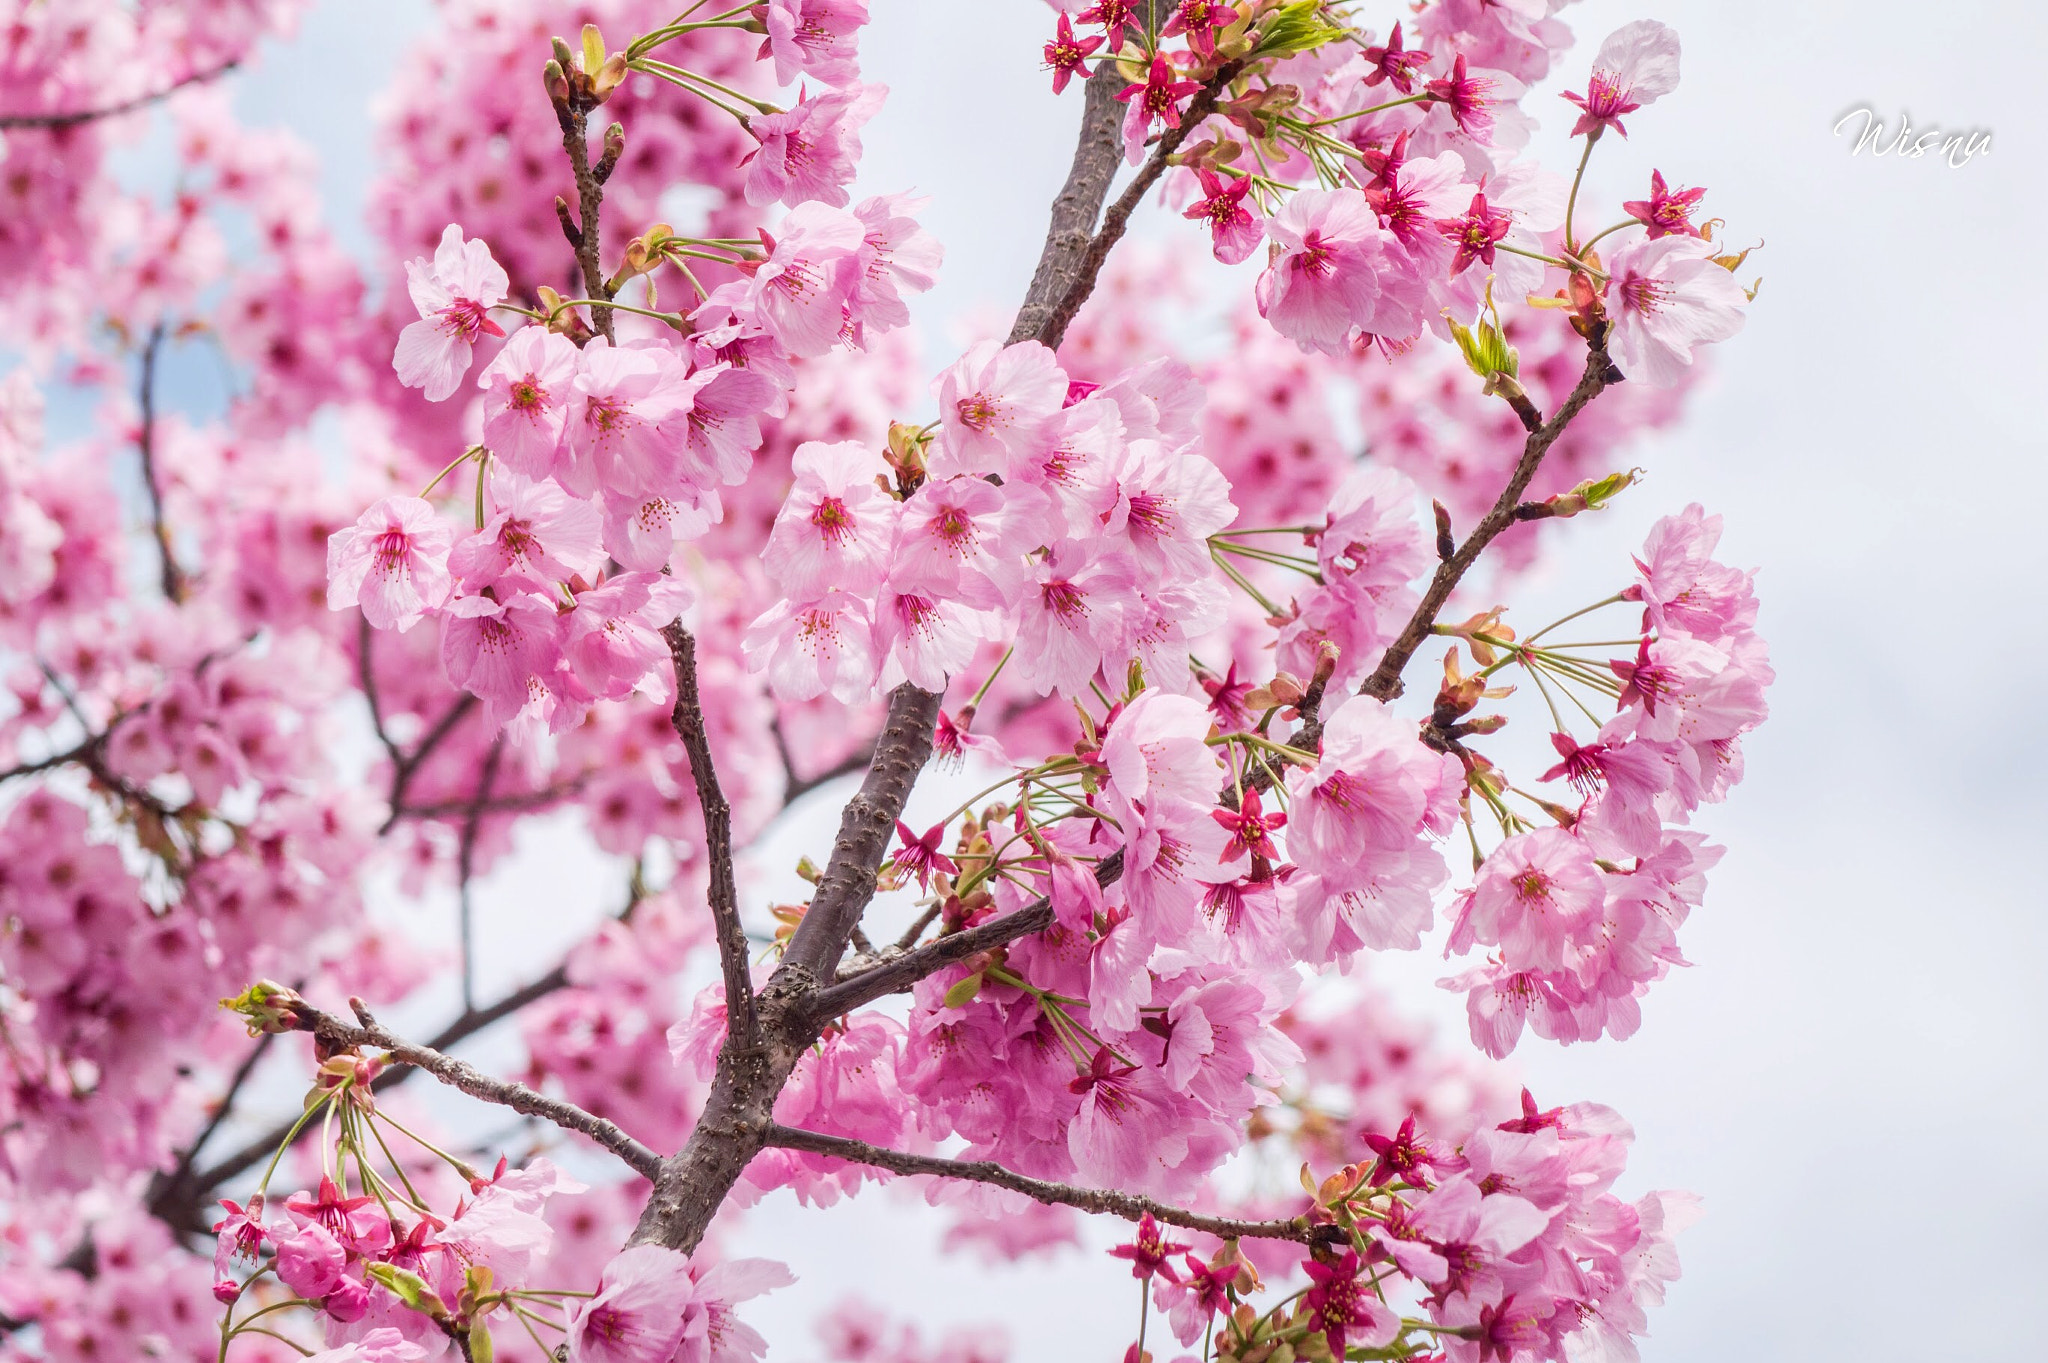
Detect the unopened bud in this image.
<box><xmin>220</xmin><ymin>980</ymin><xmax>303</xmax><ymax>1035</ymax></box>
<box><xmin>365</xmin><ymin>1264</ymin><xmax>447</xmax><ymax>1319</ymax></box>
<box><xmin>542</xmin><ymin>58</ymin><xmax>571</xmax><ymax>106</ymax></box>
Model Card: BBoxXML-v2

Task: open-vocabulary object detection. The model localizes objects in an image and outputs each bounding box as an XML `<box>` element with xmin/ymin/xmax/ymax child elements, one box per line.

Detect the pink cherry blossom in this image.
<box><xmin>1603</xmin><ymin>234</ymin><xmax>1747</xmax><ymax>386</ymax></box>
<box><xmin>1256</xmin><ymin>189</ymin><xmax>1414</xmax><ymax>354</ymax></box>
<box><xmin>744</xmin><ymin>83</ymin><xmax>884</xmax><ymax>209</ymax></box>
<box><xmin>448</xmin><ymin>472</ymin><xmax>604</xmax><ymax>591</ymax></box>
<box><xmin>742</xmin><ymin>588</ymin><xmax>876</xmax><ymax>702</ymax></box>
<box><xmin>568</xmin><ymin>1244</ymin><xmax>696</xmax><ymax>1363</ymax></box>
<box><xmin>478</xmin><ymin>326</ymin><xmax>579</xmax><ymax>478</ymax></box>
<box><xmin>1563</xmin><ymin>20</ymin><xmax>1682</xmax><ymax>139</ymax></box>
<box><xmin>393</xmin><ymin>224</ymin><xmax>508</xmax><ymax>401</ymax></box>
<box><xmin>933</xmin><ymin>339</ymin><xmax>1067</xmax><ymax>477</ymax></box>
<box><xmin>1115</xmin><ymin>56</ymin><xmax>1199</xmax><ymax>166</ymax></box>
<box><xmin>1099</xmin><ymin>439</ymin><xmax>1237</xmax><ymax>581</ymax></box>
<box><xmin>326</xmin><ymin>495</ymin><xmax>454</xmax><ymax>632</ymax></box>
<box><xmin>762</xmin><ymin>439</ymin><xmax>897</xmax><ymax>599</ymax></box>
<box><xmin>1011</xmin><ymin>544</ymin><xmax>1139</xmax><ymax>697</ymax></box>
<box><xmin>761</xmin><ymin>0</ymin><xmax>868</xmax><ymax>86</ymax></box>
<box><xmin>1183</xmin><ymin>169</ymin><xmax>1262</xmax><ymax>265</ymax></box>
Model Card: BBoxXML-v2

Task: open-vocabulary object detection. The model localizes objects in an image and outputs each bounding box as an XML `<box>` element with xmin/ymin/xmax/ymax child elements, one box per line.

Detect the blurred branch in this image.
<box><xmin>135</xmin><ymin>324</ymin><xmax>188</xmax><ymax>602</ymax></box>
<box><xmin>0</xmin><ymin>59</ymin><xmax>240</xmax><ymax>130</ymax></box>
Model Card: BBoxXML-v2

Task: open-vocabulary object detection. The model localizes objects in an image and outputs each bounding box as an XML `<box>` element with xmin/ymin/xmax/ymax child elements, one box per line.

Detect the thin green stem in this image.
<box><xmin>1563</xmin><ymin>132</ymin><xmax>1599</xmax><ymax>255</ymax></box>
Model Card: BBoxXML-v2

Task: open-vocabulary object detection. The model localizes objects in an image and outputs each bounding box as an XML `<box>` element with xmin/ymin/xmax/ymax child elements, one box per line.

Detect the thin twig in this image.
<box><xmin>303</xmin><ymin>998</ymin><xmax>661</xmax><ymax>1180</ymax></box>
<box><xmin>765</xmin><ymin>1125</ymin><xmax>1339</xmax><ymax>1245</ymax></box>
<box><xmin>0</xmin><ymin>59</ymin><xmax>240</xmax><ymax>129</ymax></box>
<box><xmin>167</xmin><ymin>878</ymin><xmax>647</xmax><ymax>1229</ymax></box>
<box><xmin>1358</xmin><ymin>332</ymin><xmax>1621</xmax><ymax>702</ymax></box>
<box><xmin>378</xmin><ymin>694</ymin><xmax>480</xmax><ymax>834</ymax></box>
<box><xmin>662</xmin><ymin>623</ymin><xmax>759</xmax><ymax>1047</ymax></box>
<box><xmin>135</xmin><ymin>324</ymin><xmax>187</xmax><ymax>602</ymax></box>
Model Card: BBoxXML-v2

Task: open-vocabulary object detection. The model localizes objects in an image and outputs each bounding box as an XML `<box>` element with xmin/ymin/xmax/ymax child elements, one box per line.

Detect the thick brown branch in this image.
<box><xmin>773</xmin><ymin>683</ymin><xmax>940</xmax><ymax>982</ymax></box>
<box><xmin>1006</xmin><ymin>63</ymin><xmax>1128</xmax><ymax>347</ymax></box>
<box><xmin>1359</xmin><ymin>332</ymin><xmax>1621</xmax><ymax>702</ymax></box>
<box><xmin>0</xmin><ymin>60</ymin><xmax>239</xmax><ymax>129</ymax></box>
<box><xmin>765</xmin><ymin>1124</ymin><xmax>1337</xmax><ymax>1245</ymax></box>
<box><xmin>663</xmin><ymin>624</ymin><xmax>759</xmax><ymax>1046</ymax></box>
<box><xmin>299</xmin><ymin>999</ymin><xmax>661</xmax><ymax>1180</ymax></box>
<box><xmin>1029</xmin><ymin>59</ymin><xmax>1244</xmax><ymax>351</ymax></box>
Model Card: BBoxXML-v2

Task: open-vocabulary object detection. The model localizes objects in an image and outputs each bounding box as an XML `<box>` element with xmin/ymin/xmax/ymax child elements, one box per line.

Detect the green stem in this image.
<box><xmin>1563</xmin><ymin>131</ymin><xmax>1599</xmax><ymax>255</ymax></box>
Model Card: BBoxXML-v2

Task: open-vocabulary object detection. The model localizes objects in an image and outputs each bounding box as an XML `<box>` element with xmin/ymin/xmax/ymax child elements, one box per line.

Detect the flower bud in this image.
<box><xmin>365</xmin><ymin>1264</ymin><xmax>447</xmax><ymax>1319</ymax></box>
<box><xmin>220</xmin><ymin>979</ymin><xmax>303</xmax><ymax>1035</ymax></box>
<box><xmin>542</xmin><ymin>58</ymin><xmax>570</xmax><ymax>106</ymax></box>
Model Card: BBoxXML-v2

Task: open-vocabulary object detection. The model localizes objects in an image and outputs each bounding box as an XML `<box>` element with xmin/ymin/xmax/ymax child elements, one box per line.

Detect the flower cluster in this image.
<box><xmin>0</xmin><ymin>0</ymin><xmax>1773</xmax><ymax>1357</ymax></box>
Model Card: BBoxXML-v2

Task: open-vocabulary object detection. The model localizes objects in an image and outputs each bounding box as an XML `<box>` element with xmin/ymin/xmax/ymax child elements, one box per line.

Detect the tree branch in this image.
<box><xmin>0</xmin><ymin>59</ymin><xmax>240</xmax><ymax>130</ymax></box>
<box><xmin>135</xmin><ymin>324</ymin><xmax>187</xmax><ymax>602</ymax></box>
<box><xmin>1005</xmin><ymin>63</ymin><xmax>1129</xmax><ymax>347</ymax></box>
<box><xmin>378</xmin><ymin>694</ymin><xmax>480</xmax><ymax>834</ymax></box>
<box><xmin>662</xmin><ymin>623</ymin><xmax>760</xmax><ymax>1047</ymax></box>
<box><xmin>1358</xmin><ymin>331</ymin><xmax>1622</xmax><ymax>702</ymax></box>
<box><xmin>556</xmin><ymin>106</ymin><xmax>616</xmax><ymax>342</ymax></box>
<box><xmin>1027</xmin><ymin>59</ymin><xmax>1244</xmax><ymax>351</ymax></box>
<box><xmin>160</xmin><ymin>879</ymin><xmax>648</xmax><ymax>1232</ymax></box>
<box><xmin>809</xmin><ymin>851</ymin><xmax>1124</xmax><ymax>1021</ymax></box>
<box><xmin>772</xmin><ymin>683</ymin><xmax>940</xmax><ymax>982</ymax></box>
<box><xmin>765</xmin><ymin>1124</ymin><xmax>1337</xmax><ymax>1245</ymax></box>
<box><xmin>298</xmin><ymin>998</ymin><xmax>661</xmax><ymax>1180</ymax></box>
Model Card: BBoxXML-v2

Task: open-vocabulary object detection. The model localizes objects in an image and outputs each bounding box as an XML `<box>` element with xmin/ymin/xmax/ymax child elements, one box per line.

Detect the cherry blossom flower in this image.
<box><xmin>1011</xmin><ymin>544</ymin><xmax>1138</xmax><ymax>696</ymax></box>
<box><xmin>742</xmin><ymin>588</ymin><xmax>876</xmax><ymax>702</ymax></box>
<box><xmin>744</xmin><ymin>83</ymin><xmax>885</xmax><ymax>209</ymax></box>
<box><xmin>762</xmin><ymin>439</ymin><xmax>898</xmax><ymax>599</ymax></box>
<box><xmin>932</xmin><ymin>339</ymin><xmax>1067</xmax><ymax>477</ymax></box>
<box><xmin>393</xmin><ymin>224</ymin><xmax>507</xmax><ymax>401</ymax></box>
<box><xmin>706</xmin><ymin>203</ymin><xmax>864</xmax><ymax>358</ymax></box>
<box><xmin>850</xmin><ymin>193</ymin><xmax>943</xmax><ymax>338</ymax></box>
<box><xmin>1623</xmin><ymin>169</ymin><xmax>1708</xmax><ymax>239</ymax></box>
<box><xmin>1162</xmin><ymin>1</ymin><xmax>1240</xmax><ymax>58</ymax></box>
<box><xmin>440</xmin><ymin>591</ymin><xmax>564</xmax><ymax>719</ymax></box>
<box><xmin>1563</xmin><ymin>20</ymin><xmax>1682</xmax><ymax>139</ymax></box>
<box><xmin>1116</xmin><ymin>56</ymin><xmax>1199</xmax><ymax>166</ymax></box>
<box><xmin>1182</xmin><ymin>168</ymin><xmax>1262</xmax><ymax>264</ymax></box>
<box><xmin>1363</xmin><ymin>22</ymin><xmax>1432</xmax><ymax>93</ymax></box>
<box><xmin>1256</xmin><ymin>189</ymin><xmax>1413</xmax><ymax>354</ymax></box>
<box><xmin>1603</xmin><ymin>235</ymin><xmax>1747</xmax><ymax>386</ymax></box>
<box><xmin>568</xmin><ymin>1244</ymin><xmax>696</xmax><ymax>1363</ymax></box>
<box><xmin>1100</xmin><ymin>439</ymin><xmax>1236</xmax><ymax>580</ymax></box>
<box><xmin>477</xmin><ymin>326</ymin><xmax>579</xmax><ymax>478</ymax></box>
<box><xmin>326</xmin><ymin>496</ymin><xmax>454</xmax><ymax>632</ymax></box>
<box><xmin>1304</xmin><ymin>1250</ymin><xmax>1400</xmax><ymax>1353</ymax></box>
<box><xmin>761</xmin><ymin>0</ymin><xmax>868</xmax><ymax>86</ymax></box>
<box><xmin>448</xmin><ymin>472</ymin><xmax>604</xmax><ymax>591</ymax></box>
<box><xmin>1042</xmin><ymin>13</ymin><xmax>1104</xmax><ymax>95</ymax></box>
